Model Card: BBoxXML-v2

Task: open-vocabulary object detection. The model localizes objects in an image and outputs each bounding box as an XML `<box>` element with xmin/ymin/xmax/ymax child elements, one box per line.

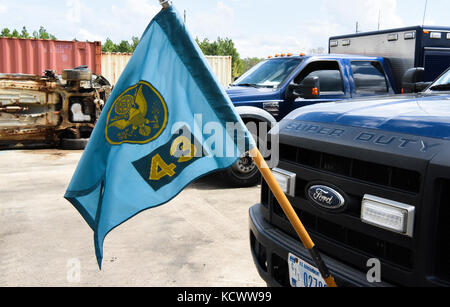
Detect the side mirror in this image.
<box><xmin>402</xmin><ymin>67</ymin><xmax>430</xmax><ymax>93</ymax></box>
<box><xmin>288</xmin><ymin>76</ymin><xmax>321</xmax><ymax>99</ymax></box>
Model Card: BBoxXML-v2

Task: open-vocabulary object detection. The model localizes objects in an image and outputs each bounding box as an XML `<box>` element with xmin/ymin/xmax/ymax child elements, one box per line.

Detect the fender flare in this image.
<box><xmin>235</xmin><ymin>106</ymin><xmax>277</xmax><ymax>128</ymax></box>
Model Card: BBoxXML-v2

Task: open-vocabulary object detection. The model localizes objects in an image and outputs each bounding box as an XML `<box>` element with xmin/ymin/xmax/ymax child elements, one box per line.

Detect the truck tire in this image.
<box><xmin>62</xmin><ymin>69</ymin><xmax>92</xmax><ymax>81</ymax></box>
<box><xmin>60</xmin><ymin>138</ymin><xmax>89</xmax><ymax>150</ymax></box>
<box><xmin>223</xmin><ymin>121</ymin><xmax>266</xmax><ymax>187</ymax></box>
<box><xmin>223</xmin><ymin>152</ymin><xmax>261</xmax><ymax>187</ymax></box>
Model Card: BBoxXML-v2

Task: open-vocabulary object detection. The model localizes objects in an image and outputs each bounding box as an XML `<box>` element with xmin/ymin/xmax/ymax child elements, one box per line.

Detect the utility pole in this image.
<box><xmin>422</xmin><ymin>0</ymin><xmax>428</xmax><ymax>26</ymax></box>
<box><xmin>356</xmin><ymin>21</ymin><xmax>359</xmax><ymax>33</ymax></box>
<box><xmin>378</xmin><ymin>10</ymin><xmax>381</xmax><ymax>30</ymax></box>
<box><xmin>184</xmin><ymin>10</ymin><xmax>187</xmax><ymax>24</ymax></box>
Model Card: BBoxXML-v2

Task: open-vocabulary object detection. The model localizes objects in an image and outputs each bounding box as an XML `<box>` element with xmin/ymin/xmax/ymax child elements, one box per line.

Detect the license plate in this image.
<box><xmin>288</xmin><ymin>253</ymin><xmax>327</xmax><ymax>287</ymax></box>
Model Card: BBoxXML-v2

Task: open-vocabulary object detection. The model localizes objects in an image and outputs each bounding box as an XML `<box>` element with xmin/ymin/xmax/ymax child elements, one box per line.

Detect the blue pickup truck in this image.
<box><xmin>249</xmin><ymin>66</ymin><xmax>450</xmax><ymax>287</ymax></box>
<box><xmin>224</xmin><ymin>26</ymin><xmax>450</xmax><ymax>187</ymax></box>
<box><xmin>229</xmin><ymin>54</ymin><xmax>396</xmax><ymax>121</ymax></box>
<box><xmin>225</xmin><ymin>54</ymin><xmax>397</xmax><ymax>186</ymax></box>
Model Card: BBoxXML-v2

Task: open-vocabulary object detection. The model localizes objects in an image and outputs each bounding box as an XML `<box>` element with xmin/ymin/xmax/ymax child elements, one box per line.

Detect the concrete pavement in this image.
<box><xmin>0</xmin><ymin>149</ymin><xmax>265</xmax><ymax>287</ymax></box>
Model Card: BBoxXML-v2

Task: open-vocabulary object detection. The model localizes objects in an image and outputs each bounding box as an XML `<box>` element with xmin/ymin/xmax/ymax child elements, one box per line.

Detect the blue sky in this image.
<box><xmin>0</xmin><ymin>0</ymin><xmax>448</xmax><ymax>58</ymax></box>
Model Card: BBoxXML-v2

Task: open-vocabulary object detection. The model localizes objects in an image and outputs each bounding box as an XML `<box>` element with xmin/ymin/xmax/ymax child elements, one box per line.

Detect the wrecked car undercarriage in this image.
<box><xmin>0</xmin><ymin>67</ymin><xmax>111</xmax><ymax>149</ymax></box>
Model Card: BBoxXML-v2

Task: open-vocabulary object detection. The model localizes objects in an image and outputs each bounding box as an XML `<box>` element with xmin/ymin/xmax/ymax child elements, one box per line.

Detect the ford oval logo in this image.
<box><xmin>307</xmin><ymin>185</ymin><xmax>346</xmax><ymax>211</ymax></box>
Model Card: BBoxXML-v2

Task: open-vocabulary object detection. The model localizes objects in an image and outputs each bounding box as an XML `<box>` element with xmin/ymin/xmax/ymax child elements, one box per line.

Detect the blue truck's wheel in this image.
<box><xmin>223</xmin><ymin>120</ymin><xmax>263</xmax><ymax>187</ymax></box>
<box><xmin>224</xmin><ymin>152</ymin><xmax>261</xmax><ymax>187</ymax></box>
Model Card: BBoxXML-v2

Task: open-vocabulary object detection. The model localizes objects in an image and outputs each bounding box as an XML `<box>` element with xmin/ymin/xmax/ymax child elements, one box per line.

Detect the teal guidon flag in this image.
<box><xmin>64</xmin><ymin>5</ymin><xmax>255</xmax><ymax>268</ymax></box>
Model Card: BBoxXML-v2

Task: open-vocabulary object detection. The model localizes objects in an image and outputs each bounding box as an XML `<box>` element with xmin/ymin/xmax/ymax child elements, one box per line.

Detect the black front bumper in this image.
<box><xmin>249</xmin><ymin>204</ymin><xmax>391</xmax><ymax>287</ymax></box>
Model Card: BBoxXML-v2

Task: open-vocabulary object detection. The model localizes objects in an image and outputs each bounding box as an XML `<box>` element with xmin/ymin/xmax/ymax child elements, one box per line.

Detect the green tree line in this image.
<box><xmin>102</xmin><ymin>37</ymin><xmax>140</xmax><ymax>53</ymax></box>
<box><xmin>0</xmin><ymin>26</ymin><xmax>56</xmax><ymax>40</ymax></box>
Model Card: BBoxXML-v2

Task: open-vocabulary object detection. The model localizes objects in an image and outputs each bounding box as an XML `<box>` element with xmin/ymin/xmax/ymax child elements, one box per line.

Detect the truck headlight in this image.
<box><xmin>430</xmin><ymin>32</ymin><xmax>442</xmax><ymax>39</ymax></box>
<box><xmin>361</xmin><ymin>195</ymin><xmax>415</xmax><ymax>237</ymax></box>
<box><xmin>272</xmin><ymin>168</ymin><xmax>296</xmax><ymax>197</ymax></box>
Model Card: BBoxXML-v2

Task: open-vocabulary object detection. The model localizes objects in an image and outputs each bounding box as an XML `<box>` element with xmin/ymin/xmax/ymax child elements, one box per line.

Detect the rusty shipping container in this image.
<box><xmin>0</xmin><ymin>38</ymin><xmax>102</xmax><ymax>75</ymax></box>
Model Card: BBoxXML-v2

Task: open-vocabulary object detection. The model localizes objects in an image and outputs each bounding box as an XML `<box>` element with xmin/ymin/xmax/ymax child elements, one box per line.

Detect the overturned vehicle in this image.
<box><xmin>0</xmin><ymin>66</ymin><xmax>111</xmax><ymax>149</ymax></box>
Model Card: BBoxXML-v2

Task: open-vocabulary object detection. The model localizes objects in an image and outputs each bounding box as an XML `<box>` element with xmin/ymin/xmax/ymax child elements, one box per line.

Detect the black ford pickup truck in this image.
<box><xmin>249</xmin><ymin>67</ymin><xmax>450</xmax><ymax>287</ymax></box>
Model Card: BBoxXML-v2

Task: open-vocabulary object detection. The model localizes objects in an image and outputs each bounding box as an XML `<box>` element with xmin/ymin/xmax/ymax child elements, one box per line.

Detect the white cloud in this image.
<box><xmin>0</xmin><ymin>1</ymin><xmax>7</xmax><ymax>14</ymax></box>
<box><xmin>235</xmin><ymin>34</ymin><xmax>313</xmax><ymax>59</ymax></box>
<box><xmin>185</xmin><ymin>1</ymin><xmax>338</xmax><ymax>58</ymax></box>
<box><xmin>106</xmin><ymin>0</ymin><xmax>160</xmax><ymax>40</ymax></box>
<box><xmin>62</xmin><ymin>0</ymin><xmax>160</xmax><ymax>43</ymax></box>
<box><xmin>292</xmin><ymin>20</ymin><xmax>343</xmax><ymax>54</ymax></box>
<box><xmin>189</xmin><ymin>1</ymin><xmax>235</xmax><ymax>39</ymax></box>
<box><xmin>66</xmin><ymin>0</ymin><xmax>81</xmax><ymax>24</ymax></box>
<box><xmin>252</xmin><ymin>0</ymin><xmax>406</xmax><ymax>58</ymax></box>
<box><xmin>77</xmin><ymin>28</ymin><xmax>104</xmax><ymax>42</ymax></box>
<box><xmin>319</xmin><ymin>0</ymin><xmax>404</xmax><ymax>33</ymax></box>
<box><xmin>117</xmin><ymin>0</ymin><xmax>160</xmax><ymax>18</ymax></box>
<box><xmin>424</xmin><ymin>18</ymin><xmax>437</xmax><ymax>26</ymax></box>
<box><xmin>184</xmin><ymin>0</ymin><xmax>405</xmax><ymax>58</ymax></box>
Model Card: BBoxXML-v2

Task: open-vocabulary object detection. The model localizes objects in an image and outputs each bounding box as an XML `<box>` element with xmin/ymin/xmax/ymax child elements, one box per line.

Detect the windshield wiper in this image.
<box><xmin>429</xmin><ymin>83</ymin><xmax>450</xmax><ymax>91</ymax></box>
<box><xmin>234</xmin><ymin>83</ymin><xmax>260</xmax><ymax>88</ymax></box>
<box><xmin>234</xmin><ymin>83</ymin><xmax>276</xmax><ymax>89</ymax></box>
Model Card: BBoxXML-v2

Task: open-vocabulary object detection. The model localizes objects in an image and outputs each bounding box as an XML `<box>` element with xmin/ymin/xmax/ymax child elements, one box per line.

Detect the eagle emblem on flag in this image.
<box><xmin>106</xmin><ymin>80</ymin><xmax>168</xmax><ymax>145</ymax></box>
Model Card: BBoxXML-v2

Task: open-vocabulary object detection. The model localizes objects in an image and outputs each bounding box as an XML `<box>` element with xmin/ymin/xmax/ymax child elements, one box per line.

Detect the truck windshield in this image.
<box><xmin>428</xmin><ymin>68</ymin><xmax>450</xmax><ymax>91</ymax></box>
<box><xmin>232</xmin><ymin>58</ymin><xmax>303</xmax><ymax>88</ymax></box>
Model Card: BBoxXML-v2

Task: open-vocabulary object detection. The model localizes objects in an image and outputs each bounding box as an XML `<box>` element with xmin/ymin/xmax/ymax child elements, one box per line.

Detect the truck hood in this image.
<box><xmin>226</xmin><ymin>86</ymin><xmax>278</xmax><ymax>103</ymax></box>
<box><xmin>281</xmin><ymin>93</ymin><xmax>450</xmax><ymax>140</ymax></box>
